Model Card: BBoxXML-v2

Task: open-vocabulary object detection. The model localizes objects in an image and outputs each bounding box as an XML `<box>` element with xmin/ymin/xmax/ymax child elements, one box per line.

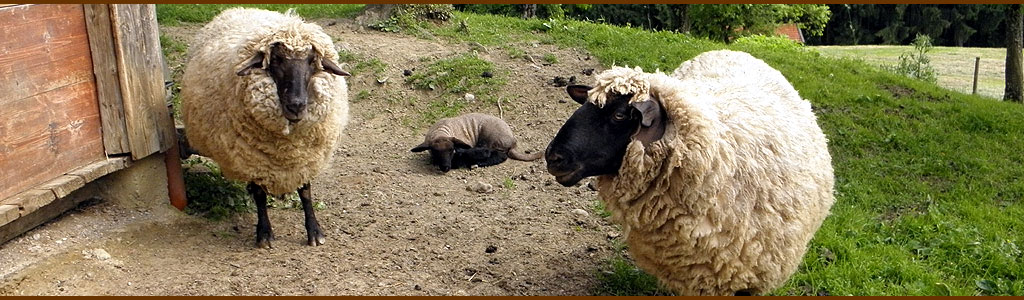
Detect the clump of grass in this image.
<box><xmin>406</xmin><ymin>53</ymin><xmax>504</xmax><ymax>96</ymax></box>
<box><xmin>182</xmin><ymin>158</ymin><xmax>251</xmax><ymax>221</ymax></box>
<box><xmin>504</xmin><ymin>45</ymin><xmax>527</xmax><ymax>60</ymax></box>
<box><xmin>542</xmin><ymin>53</ymin><xmax>558</xmax><ymax>64</ymax></box>
<box><xmin>353</xmin><ymin>90</ymin><xmax>371</xmax><ymax>102</ymax></box>
<box><xmin>595</xmin><ymin>251</ymin><xmax>674</xmax><ymax>296</ymax></box>
<box><xmin>502</xmin><ymin>177</ymin><xmax>516</xmax><ymax>189</ymax></box>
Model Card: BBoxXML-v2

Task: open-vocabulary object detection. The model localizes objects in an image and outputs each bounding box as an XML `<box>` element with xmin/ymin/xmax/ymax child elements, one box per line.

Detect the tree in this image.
<box><xmin>1005</xmin><ymin>4</ymin><xmax>1023</xmax><ymax>102</ymax></box>
<box><xmin>522</xmin><ymin>4</ymin><xmax>536</xmax><ymax>19</ymax></box>
<box><xmin>687</xmin><ymin>4</ymin><xmax>831</xmax><ymax>44</ymax></box>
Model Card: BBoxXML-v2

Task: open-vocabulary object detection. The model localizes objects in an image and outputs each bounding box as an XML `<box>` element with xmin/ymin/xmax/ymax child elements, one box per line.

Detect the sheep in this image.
<box><xmin>544</xmin><ymin>50</ymin><xmax>835</xmax><ymax>296</ymax></box>
<box><xmin>411</xmin><ymin>113</ymin><xmax>542</xmax><ymax>172</ymax></box>
<box><xmin>180</xmin><ymin>8</ymin><xmax>350</xmax><ymax>248</ymax></box>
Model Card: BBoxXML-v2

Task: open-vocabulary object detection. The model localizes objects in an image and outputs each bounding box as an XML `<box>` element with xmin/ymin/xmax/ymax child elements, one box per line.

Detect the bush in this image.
<box><xmin>891</xmin><ymin>34</ymin><xmax>938</xmax><ymax>83</ymax></box>
<box><xmin>732</xmin><ymin>34</ymin><xmax>807</xmax><ymax>52</ymax></box>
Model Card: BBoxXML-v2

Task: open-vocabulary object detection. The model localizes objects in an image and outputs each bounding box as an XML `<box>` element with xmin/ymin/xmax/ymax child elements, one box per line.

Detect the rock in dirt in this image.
<box><xmin>607</xmin><ymin>231</ymin><xmax>621</xmax><ymax>239</ymax></box>
<box><xmin>481</xmin><ymin>71</ymin><xmax>493</xmax><ymax>78</ymax></box>
<box><xmin>464</xmin><ymin>93</ymin><xmax>476</xmax><ymax>102</ymax></box>
<box><xmin>552</xmin><ymin>76</ymin><xmax>569</xmax><ymax>87</ymax></box>
<box><xmin>84</xmin><ymin>248</ymin><xmax>111</xmax><ymax>261</ymax></box>
<box><xmin>403</xmin><ymin>69</ymin><xmax>413</xmax><ymax>76</ymax></box>
<box><xmin>485</xmin><ymin>245</ymin><xmax>498</xmax><ymax>253</ymax></box>
<box><xmin>571</xmin><ymin>208</ymin><xmax>589</xmax><ymax>218</ymax></box>
<box><xmin>582</xmin><ymin>68</ymin><xmax>595</xmax><ymax>76</ymax></box>
<box><xmin>467</xmin><ymin>182</ymin><xmax>495</xmax><ymax>194</ymax></box>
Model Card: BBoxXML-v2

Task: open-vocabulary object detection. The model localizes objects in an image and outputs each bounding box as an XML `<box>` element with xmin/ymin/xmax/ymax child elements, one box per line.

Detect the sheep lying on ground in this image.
<box><xmin>412</xmin><ymin>113</ymin><xmax>542</xmax><ymax>172</ymax></box>
<box><xmin>181</xmin><ymin>8</ymin><xmax>350</xmax><ymax>248</ymax></box>
<box><xmin>544</xmin><ymin>50</ymin><xmax>835</xmax><ymax>295</ymax></box>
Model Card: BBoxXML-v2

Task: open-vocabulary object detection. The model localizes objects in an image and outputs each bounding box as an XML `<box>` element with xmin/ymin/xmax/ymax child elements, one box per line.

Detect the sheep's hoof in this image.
<box><xmin>306</xmin><ymin>228</ymin><xmax>326</xmax><ymax>246</ymax></box>
<box><xmin>255</xmin><ymin>229</ymin><xmax>274</xmax><ymax>249</ymax></box>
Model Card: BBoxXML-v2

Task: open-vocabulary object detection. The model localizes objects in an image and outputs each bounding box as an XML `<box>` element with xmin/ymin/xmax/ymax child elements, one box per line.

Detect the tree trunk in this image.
<box><xmin>1006</xmin><ymin>4</ymin><xmax>1023</xmax><ymax>102</ymax></box>
<box><xmin>677</xmin><ymin>4</ymin><xmax>691</xmax><ymax>33</ymax></box>
<box><xmin>357</xmin><ymin>4</ymin><xmax>397</xmax><ymax>26</ymax></box>
<box><xmin>522</xmin><ymin>4</ymin><xmax>537</xmax><ymax>19</ymax></box>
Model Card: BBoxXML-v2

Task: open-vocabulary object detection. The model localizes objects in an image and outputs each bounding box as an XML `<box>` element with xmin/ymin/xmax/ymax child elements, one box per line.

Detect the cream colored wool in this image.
<box><xmin>590</xmin><ymin>50</ymin><xmax>834</xmax><ymax>295</ymax></box>
<box><xmin>182</xmin><ymin>8</ymin><xmax>349</xmax><ymax>196</ymax></box>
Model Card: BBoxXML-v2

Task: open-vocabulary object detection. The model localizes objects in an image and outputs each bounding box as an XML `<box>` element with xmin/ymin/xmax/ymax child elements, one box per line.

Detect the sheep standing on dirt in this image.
<box><xmin>544</xmin><ymin>50</ymin><xmax>835</xmax><ymax>295</ymax></box>
<box><xmin>181</xmin><ymin>8</ymin><xmax>350</xmax><ymax>248</ymax></box>
<box><xmin>412</xmin><ymin>113</ymin><xmax>542</xmax><ymax>172</ymax></box>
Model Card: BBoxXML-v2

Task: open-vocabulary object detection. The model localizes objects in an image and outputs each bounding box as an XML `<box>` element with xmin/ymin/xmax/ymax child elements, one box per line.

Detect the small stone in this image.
<box><xmin>571</xmin><ymin>209</ymin><xmax>589</xmax><ymax>218</ymax></box>
<box><xmin>403</xmin><ymin>69</ymin><xmax>413</xmax><ymax>76</ymax></box>
<box><xmin>607</xmin><ymin>231</ymin><xmax>621</xmax><ymax>239</ymax></box>
<box><xmin>558</xmin><ymin>99</ymin><xmax>567</xmax><ymax>103</ymax></box>
<box><xmin>467</xmin><ymin>182</ymin><xmax>495</xmax><ymax>194</ymax></box>
<box><xmin>90</xmin><ymin>249</ymin><xmax>111</xmax><ymax>260</ymax></box>
<box><xmin>552</xmin><ymin>76</ymin><xmax>569</xmax><ymax>87</ymax></box>
<box><xmin>587</xmin><ymin>181</ymin><xmax>598</xmax><ymax>191</ymax></box>
<box><xmin>376</xmin><ymin>77</ymin><xmax>389</xmax><ymax>84</ymax></box>
<box><xmin>464</xmin><ymin>93</ymin><xmax>476</xmax><ymax>102</ymax></box>
<box><xmin>32</xmin><ymin>234</ymin><xmax>40</xmax><ymax>240</ymax></box>
<box><xmin>485</xmin><ymin>245</ymin><xmax>498</xmax><ymax>253</ymax></box>
<box><xmin>582</xmin><ymin>68</ymin><xmax>595</xmax><ymax>76</ymax></box>
<box><xmin>481</xmin><ymin>71</ymin><xmax>493</xmax><ymax>78</ymax></box>
<box><xmin>414</xmin><ymin>284</ymin><xmax>422</xmax><ymax>291</ymax></box>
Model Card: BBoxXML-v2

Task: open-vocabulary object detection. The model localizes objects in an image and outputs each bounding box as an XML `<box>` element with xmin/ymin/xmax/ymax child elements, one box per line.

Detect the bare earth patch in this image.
<box><xmin>0</xmin><ymin>19</ymin><xmax>618</xmax><ymax>296</ymax></box>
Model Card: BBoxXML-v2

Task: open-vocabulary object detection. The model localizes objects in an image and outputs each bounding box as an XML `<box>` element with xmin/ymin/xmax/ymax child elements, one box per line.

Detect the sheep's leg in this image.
<box><xmin>298</xmin><ymin>183</ymin><xmax>326</xmax><ymax>246</ymax></box>
<box><xmin>248</xmin><ymin>182</ymin><xmax>274</xmax><ymax>248</ymax></box>
<box><xmin>452</xmin><ymin>148</ymin><xmax>508</xmax><ymax>168</ymax></box>
<box><xmin>475</xmin><ymin>149</ymin><xmax>508</xmax><ymax>167</ymax></box>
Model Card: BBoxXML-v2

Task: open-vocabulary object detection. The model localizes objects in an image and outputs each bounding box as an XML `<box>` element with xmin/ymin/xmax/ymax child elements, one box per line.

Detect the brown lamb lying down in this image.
<box><xmin>412</xmin><ymin>113</ymin><xmax>542</xmax><ymax>172</ymax></box>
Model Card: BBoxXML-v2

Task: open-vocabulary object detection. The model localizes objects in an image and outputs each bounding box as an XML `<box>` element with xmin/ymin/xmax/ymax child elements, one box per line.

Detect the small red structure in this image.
<box><xmin>775</xmin><ymin>23</ymin><xmax>805</xmax><ymax>44</ymax></box>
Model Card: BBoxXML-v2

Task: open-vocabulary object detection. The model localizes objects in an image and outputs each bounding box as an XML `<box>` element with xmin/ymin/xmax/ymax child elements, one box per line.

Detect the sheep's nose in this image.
<box><xmin>285</xmin><ymin>103</ymin><xmax>306</xmax><ymax>115</ymax></box>
<box><xmin>546</xmin><ymin>151</ymin><xmax>564</xmax><ymax>164</ymax></box>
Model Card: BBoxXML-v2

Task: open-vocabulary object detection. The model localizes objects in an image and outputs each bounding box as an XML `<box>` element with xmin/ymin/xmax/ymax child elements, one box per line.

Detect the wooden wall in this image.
<box><xmin>0</xmin><ymin>4</ymin><xmax>105</xmax><ymax>200</ymax></box>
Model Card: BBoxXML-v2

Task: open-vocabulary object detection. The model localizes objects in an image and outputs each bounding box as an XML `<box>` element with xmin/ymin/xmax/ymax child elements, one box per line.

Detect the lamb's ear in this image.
<box><xmin>451</xmin><ymin>138</ymin><xmax>473</xmax><ymax>149</ymax></box>
<box><xmin>236</xmin><ymin>51</ymin><xmax>266</xmax><ymax>76</ymax></box>
<box><xmin>321</xmin><ymin>58</ymin><xmax>351</xmax><ymax>76</ymax></box>
<box><xmin>566</xmin><ymin>85</ymin><xmax>592</xmax><ymax>105</ymax></box>
<box><xmin>630</xmin><ymin>99</ymin><xmax>662</xmax><ymax>128</ymax></box>
<box><xmin>411</xmin><ymin>141</ymin><xmax>430</xmax><ymax>152</ymax></box>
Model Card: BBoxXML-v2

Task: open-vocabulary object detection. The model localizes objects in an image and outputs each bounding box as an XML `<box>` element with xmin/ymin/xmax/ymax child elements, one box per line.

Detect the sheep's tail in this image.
<box><xmin>508</xmin><ymin>148</ymin><xmax>544</xmax><ymax>161</ymax></box>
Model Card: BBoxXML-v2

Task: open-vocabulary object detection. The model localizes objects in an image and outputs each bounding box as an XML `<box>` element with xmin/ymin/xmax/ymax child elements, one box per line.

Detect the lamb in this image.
<box><xmin>180</xmin><ymin>8</ymin><xmax>350</xmax><ymax>248</ymax></box>
<box><xmin>544</xmin><ymin>50</ymin><xmax>835</xmax><ymax>295</ymax></box>
<box><xmin>411</xmin><ymin>113</ymin><xmax>542</xmax><ymax>172</ymax></box>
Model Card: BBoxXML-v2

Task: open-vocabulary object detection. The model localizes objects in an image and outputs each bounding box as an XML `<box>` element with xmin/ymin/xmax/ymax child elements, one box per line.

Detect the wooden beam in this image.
<box><xmin>84</xmin><ymin>4</ymin><xmax>130</xmax><ymax>156</ymax></box>
<box><xmin>109</xmin><ymin>4</ymin><xmax>174</xmax><ymax>160</ymax></box>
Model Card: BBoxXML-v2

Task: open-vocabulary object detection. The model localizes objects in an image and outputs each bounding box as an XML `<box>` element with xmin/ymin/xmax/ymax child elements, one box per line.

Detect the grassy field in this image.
<box><xmin>156</xmin><ymin>5</ymin><xmax>1024</xmax><ymax>296</ymax></box>
<box><xmin>813</xmin><ymin>45</ymin><xmax>1007</xmax><ymax>100</ymax></box>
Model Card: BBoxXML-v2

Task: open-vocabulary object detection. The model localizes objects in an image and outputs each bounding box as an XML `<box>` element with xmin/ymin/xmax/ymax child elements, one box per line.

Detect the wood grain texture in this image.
<box><xmin>110</xmin><ymin>4</ymin><xmax>174</xmax><ymax>160</ymax></box>
<box><xmin>0</xmin><ymin>189</ymin><xmax>56</xmax><ymax>219</ymax></box>
<box><xmin>84</xmin><ymin>4</ymin><xmax>130</xmax><ymax>156</ymax></box>
<box><xmin>0</xmin><ymin>4</ymin><xmax>105</xmax><ymax>200</ymax></box>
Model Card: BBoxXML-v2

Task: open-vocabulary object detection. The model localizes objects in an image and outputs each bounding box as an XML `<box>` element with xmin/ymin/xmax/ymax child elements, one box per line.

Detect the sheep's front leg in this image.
<box><xmin>298</xmin><ymin>183</ymin><xmax>326</xmax><ymax>246</ymax></box>
<box><xmin>247</xmin><ymin>182</ymin><xmax>274</xmax><ymax>248</ymax></box>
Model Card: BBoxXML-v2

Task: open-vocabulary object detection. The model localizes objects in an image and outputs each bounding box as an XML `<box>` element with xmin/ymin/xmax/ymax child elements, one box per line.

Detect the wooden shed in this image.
<box><xmin>0</xmin><ymin>4</ymin><xmax>179</xmax><ymax>243</ymax></box>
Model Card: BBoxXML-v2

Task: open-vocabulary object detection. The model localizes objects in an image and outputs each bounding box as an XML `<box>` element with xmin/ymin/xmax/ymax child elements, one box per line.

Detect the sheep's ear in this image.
<box><xmin>321</xmin><ymin>58</ymin><xmax>351</xmax><ymax>76</ymax></box>
<box><xmin>630</xmin><ymin>99</ymin><xmax>662</xmax><ymax>128</ymax></box>
<box><xmin>566</xmin><ymin>85</ymin><xmax>591</xmax><ymax>105</ymax></box>
<box><xmin>452</xmin><ymin>138</ymin><xmax>473</xmax><ymax>149</ymax></box>
<box><xmin>411</xmin><ymin>142</ymin><xmax>430</xmax><ymax>152</ymax></box>
<box><xmin>236</xmin><ymin>51</ymin><xmax>266</xmax><ymax>76</ymax></box>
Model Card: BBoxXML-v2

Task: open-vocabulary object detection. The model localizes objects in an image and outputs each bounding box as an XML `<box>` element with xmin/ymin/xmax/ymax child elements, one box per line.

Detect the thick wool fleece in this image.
<box><xmin>182</xmin><ymin>8</ymin><xmax>349</xmax><ymax>195</ymax></box>
<box><xmin>591</xmin><ymin>50</ymin><xmax>834</xmax><ymax>296</ymax></box>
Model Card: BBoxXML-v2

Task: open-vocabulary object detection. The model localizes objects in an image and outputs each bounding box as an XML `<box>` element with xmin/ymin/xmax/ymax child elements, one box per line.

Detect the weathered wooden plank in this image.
<box><xmin>36</xmin><ymin>175</ymin><xmax>86</xmax><ymax>199</ymax></box>
<box><xmin>0</xmin><ymin>4</ymin><xmax>94</xmax><ymax>105</ymax></box>
<box><xmin>0</xmin><ymin>189</ymin><xmax>85</xmax><ymax>244</ymax></box>
<box><xmin>84</xmin><ymin>4</ymin><xmax>130</xmax><ymax>156</ymax></box>
<box><xmin>0</xmin><ymin>189</ymin><xmax>56</xmax><ymax>218</ymax></box>
<box><xmin>68</xmin><ymin>156</ymin><xmax>129</xmax><ymax>182</ymax></box>
<box><xmin>0</xmin><ymin>205</ymin><xmax>19</xmax><ymax>227</ymax></box>
<box><xmin>110</xmin><ymin>4</ymin><xmax>174</xmax><ymax>160</ymax></box>
<box><xmin>0</xmin><ymin>81</ymin><xmax>105</xmax><ymax>200</ymax></box>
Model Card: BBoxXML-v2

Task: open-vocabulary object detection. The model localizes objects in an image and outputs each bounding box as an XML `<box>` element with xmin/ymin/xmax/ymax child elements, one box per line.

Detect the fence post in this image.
<box><xmin>973</xmin><ymin>57</ymin><xmax>980</xmax><ymax>95</ymax></box>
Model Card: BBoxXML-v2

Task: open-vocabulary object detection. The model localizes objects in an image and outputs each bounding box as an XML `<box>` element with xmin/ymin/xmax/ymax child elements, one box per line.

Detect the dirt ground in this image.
<box><xmin>0</xmin><ymin>18</ymin><xmax>621</xmax><ymax>295</ymax></box>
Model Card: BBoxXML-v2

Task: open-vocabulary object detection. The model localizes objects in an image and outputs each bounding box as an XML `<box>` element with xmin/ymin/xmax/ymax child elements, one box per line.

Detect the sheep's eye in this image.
<box><xmin>612</xmin><ymin>112</ymin><xmax>628</xmax><ymax>121</ymax></box>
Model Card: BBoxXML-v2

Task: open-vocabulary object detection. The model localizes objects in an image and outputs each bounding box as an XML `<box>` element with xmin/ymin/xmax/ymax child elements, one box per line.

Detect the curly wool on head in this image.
<box><xmin>590</xmin><ymin>51</ymin><xmax>834</xmax><ymax>296</ymax></box>
<box><xmin>181</xmin><ymin>8</ymin><xmax>349</xmax><ymax>196</ymax></box>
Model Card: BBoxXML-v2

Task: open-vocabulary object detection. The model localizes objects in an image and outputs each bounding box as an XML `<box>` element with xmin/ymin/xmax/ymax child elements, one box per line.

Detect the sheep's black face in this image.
<box><xmin>236</xmin><ymin>43</ymin><xmax>350</xmax><ymax>123</ymax></box>
<box><xmin>411</xmin><ymin>138</ymin><xmax>471</xmax><ymax>173</ymax></box>
<box><xmin>546</xmin><ymin>85</ymin><xmax>656</xmax><ymax>187</ymax></box>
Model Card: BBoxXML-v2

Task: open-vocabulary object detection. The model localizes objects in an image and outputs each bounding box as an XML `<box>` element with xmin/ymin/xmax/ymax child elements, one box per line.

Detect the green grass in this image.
<box><xmin>155</xmin><ymin>4</ymin><xmax>364</xmax><ymax>25</ymax></box>
<box><xmin>813</xmin><ymin>45</ymin><xmax>1007</xmax><ymax>100</ymax></box>
<box><xmin>182</xmin><ymin>158</ymin><xmax>251</xmax><ymax>221</ymax></box>
<box><xmin>405</xmin><ymin>53</ymin><xmax>506</xmax><ymax>124</ymax></box>
<box><xmin>426</xmin><ymin>12</ymin><xmax>1024</xmax><ymax>296</ymax></box>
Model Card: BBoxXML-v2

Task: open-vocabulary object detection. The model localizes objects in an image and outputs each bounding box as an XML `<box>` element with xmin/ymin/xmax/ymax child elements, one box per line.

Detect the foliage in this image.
<box><xmin>182</xmin><ymin>158</ymin><xmax>251</xmax><ymax>221</ymax></box>
<box><xmin>155</xmin><ymin>4</ymin><xmax>365</xmax><ymax>25</ymax></box>
<box><xmin>455</xmin><ymin>4</ymin><xmax>591</xmax><ymax>19</ymax></box>
<box><xmin>808</xmin><ymin>4</ymin><xmax>1008</xmax><ymax>47</ymax></box>
<box><xmin>688</xmin><ymin>4</ymin><xmax>831</xmax><ymax>43</ymax></box>
<box><xmin>891</xmin><ymin>34</ymin><xmax>938</xmax><ymax>83</ymax></box>
<box><xmin>369</xmin><ymin>4</ymin><xmax>453</xmax><ymax>33</ymax></box>
<box><xmin>733</xmin><ymin>34</ymin><xmax>808</xmax><ymax>52</ymax></box>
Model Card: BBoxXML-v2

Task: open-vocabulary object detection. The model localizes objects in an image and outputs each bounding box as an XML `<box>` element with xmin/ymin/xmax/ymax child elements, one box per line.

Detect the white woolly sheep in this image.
<box><xmin>181</xmin><ymin>8</ymin><xmax>350</xmax><ymax>248</ymax></box>
<box><xmin>411</xmin><ymin>113</ymin><xmax>542</xmax><ymax>172</ymax></box>
<box><xmin>544</xmin><ymin>50</ymin><xmax>835</xmax><ymax>295</ymax></box>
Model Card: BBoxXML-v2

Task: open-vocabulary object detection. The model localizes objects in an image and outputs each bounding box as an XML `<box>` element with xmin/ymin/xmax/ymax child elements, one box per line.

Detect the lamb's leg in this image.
<box><xmin>248</xmin><ymin>182</ymin><xmax>273</xmax><ymax>248</ymax></box>
<box><xmin>453</xmin><ymin>148</ymin><xmax>508</xmax><ymax>168</ymax></box>
<box><xmin>298</xmin><ymin>183</ymin><xmax>326</xmax><ymax>246</ymax></box>
<box><xmin>473</xmin><ymin>148</ymin><xmax>508</xmax><ymax>167</ymax></box>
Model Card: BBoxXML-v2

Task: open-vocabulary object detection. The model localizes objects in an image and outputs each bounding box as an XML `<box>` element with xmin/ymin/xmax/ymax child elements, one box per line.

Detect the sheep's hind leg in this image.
<box><xmin>298</xmin><ymin>183</ymin><xmax>326</xmax><ymax>246</ymax></box>
<box><xmin>248</xmin><ymin>182</ymin><xmax>274</xmax><ymax>248</ymax></box>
